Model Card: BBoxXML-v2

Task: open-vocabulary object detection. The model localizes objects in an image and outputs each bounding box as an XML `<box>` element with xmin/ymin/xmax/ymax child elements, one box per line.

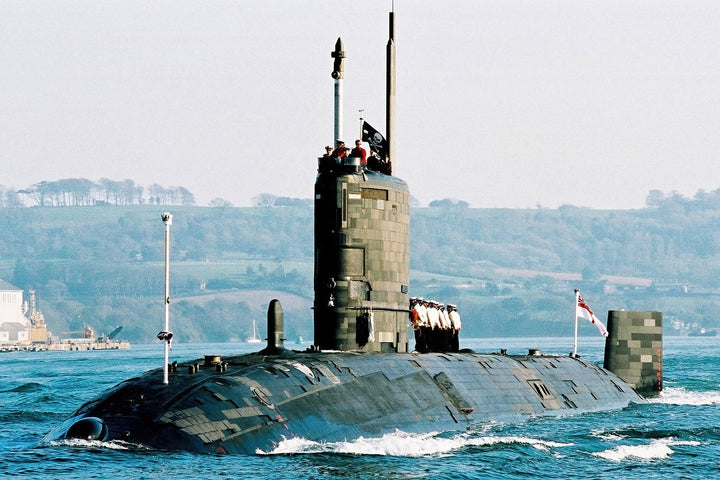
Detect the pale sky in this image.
<box><xmin>2</xmin><ymin>0</ymin><xmax>720</xmax><ymax>209</ymax></box>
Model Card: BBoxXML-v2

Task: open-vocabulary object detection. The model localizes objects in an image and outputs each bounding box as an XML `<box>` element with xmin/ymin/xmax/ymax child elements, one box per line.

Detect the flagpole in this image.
<box><xmin>573</xmin><ymin>288</ymin><xmax>580</xmax><ymax>357</ymax></box>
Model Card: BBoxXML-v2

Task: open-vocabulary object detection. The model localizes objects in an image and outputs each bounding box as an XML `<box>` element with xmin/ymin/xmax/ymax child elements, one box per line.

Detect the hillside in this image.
<box><xmin>2</xmin><ymin>194</ymin><xmax>720</xmax><ymax>342</ymax></box>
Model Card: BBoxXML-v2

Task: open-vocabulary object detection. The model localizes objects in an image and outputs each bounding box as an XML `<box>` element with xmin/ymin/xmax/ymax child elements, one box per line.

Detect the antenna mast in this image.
<box><xmin>385</xmin><ymin>7</ymin><xmax>396</xmax><ymax>173</ymax></box>
<box><xmin>331</xmin><ymin>38</ymin><xmax>345</xmax><ymax>146</ymax></box>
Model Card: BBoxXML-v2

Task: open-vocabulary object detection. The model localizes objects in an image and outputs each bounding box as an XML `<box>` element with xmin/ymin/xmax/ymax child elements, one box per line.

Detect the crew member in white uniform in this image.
<box><xmin>448</xmin><ymin>304</ymin><xmax>462</xmax><ymax>352</ymax></box>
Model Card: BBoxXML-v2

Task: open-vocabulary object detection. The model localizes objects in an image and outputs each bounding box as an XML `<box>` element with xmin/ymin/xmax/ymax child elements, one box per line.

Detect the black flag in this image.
<box><xmin>361</xmin><ymin>121</ymin><xmax>387</xmax><ymax>160</ymax></box>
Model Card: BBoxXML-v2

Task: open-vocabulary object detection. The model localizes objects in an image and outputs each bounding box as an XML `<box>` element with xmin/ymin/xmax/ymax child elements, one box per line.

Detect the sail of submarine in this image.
<box><xmin>43</xmin><ymin>10</ymin><xmax>662</xmax><ymax>455</ymax></box>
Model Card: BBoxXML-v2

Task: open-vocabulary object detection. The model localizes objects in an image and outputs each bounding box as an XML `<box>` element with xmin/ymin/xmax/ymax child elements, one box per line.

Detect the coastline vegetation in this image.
<box><xmin>2</xmin><ymin>182</ymin><xmax>720</xmax><ymax>343</ymax></box>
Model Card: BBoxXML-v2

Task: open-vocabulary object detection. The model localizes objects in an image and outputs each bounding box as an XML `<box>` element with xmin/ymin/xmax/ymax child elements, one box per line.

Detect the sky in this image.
<box><xmin>3</xmin><ymin>0</ymin><xmax>720</xmax><ymax>209</ymax></box>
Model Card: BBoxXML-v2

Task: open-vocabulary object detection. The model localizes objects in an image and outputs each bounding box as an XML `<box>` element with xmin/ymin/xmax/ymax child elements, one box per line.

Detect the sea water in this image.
<box><xmin>1</xmin><ymin>336</ymin><xmax>718</xmax><ymax>479</ymax></box>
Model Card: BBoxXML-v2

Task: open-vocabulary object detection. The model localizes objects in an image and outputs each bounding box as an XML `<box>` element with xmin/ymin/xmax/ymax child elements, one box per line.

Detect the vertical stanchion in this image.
<box><xmin>161</xmin><ymin>212</ymin><xmax>173</xmax><ymax>384</ymax></box>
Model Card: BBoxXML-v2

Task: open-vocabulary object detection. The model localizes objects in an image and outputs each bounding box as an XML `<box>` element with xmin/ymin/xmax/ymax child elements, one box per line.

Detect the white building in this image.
<box><xmin>0</xmin><ymin>279</ymin><xmax>31</xmax><ymax>343</ymax></box>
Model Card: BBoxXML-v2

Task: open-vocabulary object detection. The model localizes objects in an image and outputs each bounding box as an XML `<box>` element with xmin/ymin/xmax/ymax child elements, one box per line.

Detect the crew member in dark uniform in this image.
<box><xmin>331</xmin><ymin>140</ymin><xmax>348</xmax><ymax>158</ymax></box>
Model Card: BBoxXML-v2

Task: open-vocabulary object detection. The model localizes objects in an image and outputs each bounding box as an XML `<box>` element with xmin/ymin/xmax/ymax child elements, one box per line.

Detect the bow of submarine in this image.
<box><xmin>44</xmin><ymin>352</ymin><xmax>294</xmax><ymax>453</ymax></box>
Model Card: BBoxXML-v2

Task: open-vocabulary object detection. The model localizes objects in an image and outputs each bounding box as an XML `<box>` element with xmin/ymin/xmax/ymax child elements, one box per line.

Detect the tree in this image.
<box><xmin>148</xmin><ymin>184</ymin><xmax>167</xmax><ymax>205</ymax></box>
<box><xmin>0</xmin><ymin>185</ymin><xmax>23</xmax><ymax>208</ymax></box>
<box><xmin>209</xmin><ymin>198</ymin><xmax>233</xmax><ymax>208</ymax></box>
<box><xmin>253</xmin><ymin>193</ymin><xmax>277</xmax><ymax>207</ymax></box>
<box><xmin>645</xmin><ymin>190</ymin><xmax>664</xmax><ymax>209</ymax></box>
<box><xmin>11</xmin><ymin>259</ymin><xmax>31</xmax><ymax>290</ymax></box>
<box><xmin>121</xmin><ymin>179</ymin><xmax>137</xmax><ymax>205</ymax></box>
<box><xmin>275</xmin><ymin>197</ymin><xmax>311</xmax><ymax>207</ymax></box>
<box><xmin>429</xmin><ymin>198</ymin><xmax>469</xmax><ymax>209</ymax></box>
<box><xmin>177</xmin><ymin>187</ymin><xmax>195</xmax><ymax>206</ymax></box>
<box><xmin>3</xmin><ymin>189</ymin><xmax>22</xmax><ymax>208</ymax></box>
<box><xmin>28</xmin><ymin>181</ymin><xmax>54</xmax><ymax>206</ymax></box>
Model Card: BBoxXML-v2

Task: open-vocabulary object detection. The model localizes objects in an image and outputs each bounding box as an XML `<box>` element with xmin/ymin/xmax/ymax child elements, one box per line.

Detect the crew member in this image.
<box><xmin>367</xmin><ymin>150</ymin><xmax>381</xmax><ymax>171</ymax></box>
<box><xmin>448</xmin><ymin>304</ymin><xmax>462</xmax><ymax>352</ymax></box>
<box><xmin>417</xmin><ymin>298</ymin><xmax>429</xmax><ymax>353</ymax></box>
<box><xmin>349</xmin><ymin>139</ymin><xmax>367</xmax><ymax>166</ymax></box>
<box><xmin>409</xmin><ymin>298</ymin><xmax>422</xmax><ymax>352</ymax></box>
<box><xmin>331</xmin><ymin>140</ymin><xmax>348</xmax><ymax>159</ymax></box>
<box><xmin>426</xmin><ymin>300</ymin><xmax>441</xmax><ymax>352</ymax></box>
<box><xmin>438</xmin><ymin>303</ymin><xmax>451</xmax><ymax>352</ymax></box>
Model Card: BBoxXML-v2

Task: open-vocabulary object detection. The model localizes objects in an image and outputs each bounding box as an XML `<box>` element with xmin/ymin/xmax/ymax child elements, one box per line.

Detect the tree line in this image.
<box><xmin>5</xmin><ymin>179</ymin><xmax>720</xmax><ymax>210</ymax></box>
<box><xmin>0</xmin><ymin>178</ymin><xmax>195</xmax><ymax>207</ymax></box>
<box><xmin>0</xmin><ymin>180</ymin><xmax>315</xmax><ymax>209</ymax></box>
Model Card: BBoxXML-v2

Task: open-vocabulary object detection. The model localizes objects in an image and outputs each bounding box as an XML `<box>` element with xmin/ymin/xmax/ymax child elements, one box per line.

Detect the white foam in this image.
<box><xmin>48</xmin><ymin>438</ymin><xmax>138</xmax><ymax>450</ymax></box>
<box><xmin>593</xmin><ymin>437</ymin><xmax>700</xmax><ymax>462</ymax></box>
<box><xmin>649</xmin><ymin>387</ymin><xmax>720</xmax><ymax>406</ymax></box>
<box><xmin>589</xmin><ymin>428</ymin><xmax>625</xmax><ymax>442</ymax></box>
<box><xmin>257</xmin><ymin>430</ymin><xmax>571</xmax><ymax>456</ymax></box>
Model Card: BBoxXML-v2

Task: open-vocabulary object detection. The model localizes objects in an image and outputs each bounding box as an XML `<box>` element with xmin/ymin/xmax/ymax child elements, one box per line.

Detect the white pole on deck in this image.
<box><xmin>161</xmin><ymin>212</ymin><xmax>173</xmax><ymax>384</ymax></box>
<box><xmin>573</xmin><ymin>288</ymin><xmax>580</xmax><ymax>357</ymax></box>
<box><xmin>335</xmin><ymin>77</ymin><xmax>343</xmax><ymax>144</ymax></box>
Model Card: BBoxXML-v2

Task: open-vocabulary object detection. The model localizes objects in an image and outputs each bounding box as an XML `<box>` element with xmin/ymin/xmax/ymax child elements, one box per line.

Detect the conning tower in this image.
<box><xmin>314</xmin><ymin>160</ymin><xmax>410</xmax><ymax>352</ymax></box>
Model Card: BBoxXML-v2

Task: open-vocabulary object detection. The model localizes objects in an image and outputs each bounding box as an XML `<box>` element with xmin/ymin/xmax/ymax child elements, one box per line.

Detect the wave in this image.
<box><xmin>593</xmin><ymin>437</ymin><xmax>700</xmax><ymax>462</ymax></box>
<box><xmin>3</xmin><ymin>382</ymin><xmax>45</xmax><ymax>394</ymax></box>
<box><xmin>648</xmin><ymin>386</ymin><xmax>720</xmax><ymax>406</ymax></box>
<box><xmin>0</xmin><ymin>409</ymin><xmax>66</xmax><ymax>423</ymax></box>
<box><xmin>257</xmin><ymin>430</ymin><xmax>572</xmax><ymax>456</ymax></box>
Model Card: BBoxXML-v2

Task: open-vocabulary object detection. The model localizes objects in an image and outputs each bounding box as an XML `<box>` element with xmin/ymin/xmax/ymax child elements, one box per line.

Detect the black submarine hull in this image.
<box><xmin>43</xmin><ymin>348</ymin><xmax>643</xmax><ymax>454</ymax></box>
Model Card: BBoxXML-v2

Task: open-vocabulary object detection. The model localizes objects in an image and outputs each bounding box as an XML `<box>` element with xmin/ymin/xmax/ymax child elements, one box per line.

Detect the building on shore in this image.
<box><xmin>0</xmin><ymin>280</ymin><xmax>128</xmax><ymax>352</ymax></box>
<box><xmin>0</xmin><ymin>279</ymin><xmax>46</xmax><ymax>344</ymax></box>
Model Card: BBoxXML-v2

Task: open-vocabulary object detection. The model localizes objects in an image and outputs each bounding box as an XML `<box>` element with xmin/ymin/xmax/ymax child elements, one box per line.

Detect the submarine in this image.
<box><xmin>43</xmin><ymin>10</ymin><xmax>662</xmax><ymax>455</ymax></box>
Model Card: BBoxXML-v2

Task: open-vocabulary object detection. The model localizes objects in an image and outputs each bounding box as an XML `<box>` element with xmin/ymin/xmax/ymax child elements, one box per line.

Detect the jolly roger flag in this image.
<box><xmin>361</xmin><ymin>121</ymin><xmax>387</xmax><ymax>160</ymax></box>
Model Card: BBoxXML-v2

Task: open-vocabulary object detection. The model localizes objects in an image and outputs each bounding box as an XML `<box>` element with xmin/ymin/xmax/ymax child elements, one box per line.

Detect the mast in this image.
<box><xmin>385</xmin><ymin>9</ymin><xmax>395</xmax><ymax>172</ymax></box>
<box><xmin>331</xmin><ymin>38</ymin><xmax>345</xmax><ymax>145</ymax></box>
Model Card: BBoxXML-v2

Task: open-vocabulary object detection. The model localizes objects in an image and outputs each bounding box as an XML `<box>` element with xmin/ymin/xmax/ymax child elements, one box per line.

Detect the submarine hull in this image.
<box><xmin>44</xmin><ymin>350</ymin><xmax>643</xmax><ymax>454</ymax></box>
<box><xmin>43</xmin><ymin>11</ymin><xmax>660</xmax><ymax>455</ymax></box>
